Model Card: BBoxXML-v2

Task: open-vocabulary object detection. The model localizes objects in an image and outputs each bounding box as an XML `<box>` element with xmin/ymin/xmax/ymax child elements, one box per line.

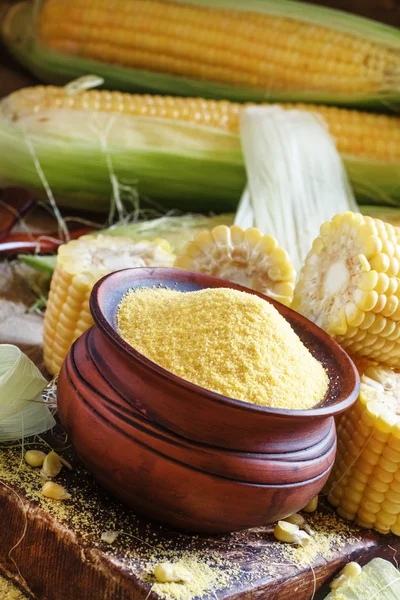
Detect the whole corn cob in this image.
<box><xmin>174</xmin><ymin>225</ymin><xmax>295</xmax><ymax>306</ymax></box>
<box><xmin>327</xmin><ymin>363</ymin><xmax>400</xmax><ymax>536</ymax></box>
<box><xmin>1</xmin><ymin>86</ymin><xmax>400</xmax><ymax>212</ymax></box>
<box><xmin>292</xmin><ymin>212</ymin><xmax>400</xmax><ymax>367</ymax></box>
<box><xmin>43</xmin><ymin>235</ymin><xmax>175</xmax><ymax>375</ymax></box>
<box><xmin>3</xmin><ymin>0</ymin><xmax>400</xmax><ymax>108</ymax></box>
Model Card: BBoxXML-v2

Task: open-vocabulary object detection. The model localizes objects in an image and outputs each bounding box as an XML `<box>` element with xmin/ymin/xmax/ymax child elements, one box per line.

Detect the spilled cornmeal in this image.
<box><xmin>117</xmin><ymin>287</ymin><xmax>328</xmax><ymax>410</ymax></box>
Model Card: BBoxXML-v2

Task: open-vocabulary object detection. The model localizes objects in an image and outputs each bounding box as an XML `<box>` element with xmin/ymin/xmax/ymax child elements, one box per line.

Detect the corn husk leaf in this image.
<box><xmin>0</xmin><ymin>344</ymin><xmax>55</xmax><ymax>441</ymax></box>
<box><xmin>236</xmin><ymin>106</ymin><xmax>358</xmax><ymax>271</ymax></box>
<box><xmin>18</xmin><ymin>254</ymin><xmax>57</xmax><ymax>273</ymax></box>
<box><xmin>0</xmin><ymin>107</ymin><xmax>245</xmax><ymax>213</ymax></box>
<box><xmin>323</xmin><ymin>558</ymin><xmax>400</xmax><ymax>599</ymax></box>
<box><xmin>2</xmin><ymin>0</ymin><xmax>400</xmax><ymax>109</ymax></box>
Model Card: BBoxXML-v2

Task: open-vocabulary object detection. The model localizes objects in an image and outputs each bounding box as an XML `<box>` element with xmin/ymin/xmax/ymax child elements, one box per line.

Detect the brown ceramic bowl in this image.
<box><xmin>57</xmin><ymin>267</ymin><xmax>359</xmax><ymax>532</ymax></box>
<box><xmin>59</xmin><ymin>331</ymin><xmax>335</xmax><ymax>532</ymax></box>
<box><xmin>87</xmin><ymin>267</ymin><xmax>359</xmax><ymax>453</ymax></box>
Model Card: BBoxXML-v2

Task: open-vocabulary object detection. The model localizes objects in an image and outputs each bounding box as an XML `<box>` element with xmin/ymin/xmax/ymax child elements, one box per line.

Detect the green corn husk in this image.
<box><xmin>323</xmin><ymin>558</ymin><xmax>400</xmax><ymax>599</ymax></box>
<box><xmin>0</xmin><ymin>109</ymin><xmax>244</xmax><ymax>213</ymax></box>
<box><xmin>1</xmin><ymin>86</ymin><xmax>400</xmax><ymax>212</ymax></box>
<box><xmin>2</xmin><ymin>0</ymin><xmax>400</xmax><ymax>110</ymax></box>
<box><xmin>18</xmin><ymin>254</ymin><xmax>57</xmax><ymax>273</ymax></box>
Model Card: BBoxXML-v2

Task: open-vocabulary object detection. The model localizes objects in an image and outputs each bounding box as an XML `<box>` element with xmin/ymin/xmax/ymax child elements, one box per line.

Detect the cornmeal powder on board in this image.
<box><xmin>117</xmin><ymin>287</ymin><xmax>328</xmax><ymax>410</ymax></box>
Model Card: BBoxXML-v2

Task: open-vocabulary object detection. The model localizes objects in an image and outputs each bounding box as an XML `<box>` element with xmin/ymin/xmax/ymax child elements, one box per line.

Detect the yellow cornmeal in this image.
<box><xmin>117</xmin><ymin>287</ymin><xmax>329</xmax><ymax>410</ymax></box>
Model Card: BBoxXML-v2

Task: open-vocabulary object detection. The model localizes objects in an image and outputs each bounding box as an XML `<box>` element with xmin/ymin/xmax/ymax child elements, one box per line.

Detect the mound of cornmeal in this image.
<box><xmin>117</xmin><ymin>287</ymin><xmax>328</xmax><ymax>410</ymax></box>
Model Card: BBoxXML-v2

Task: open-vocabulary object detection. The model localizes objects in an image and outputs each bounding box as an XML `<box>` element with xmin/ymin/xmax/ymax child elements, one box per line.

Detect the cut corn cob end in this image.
<box><xmin>43</xmin><ymin>234</ymin><xmax>175</xmax><ymax>375</ymax></box>
<box><xmin>292</xmin><ymin>212</ymin><xmax>400</xmax><ymax>367</ymax></box>
<box><xmin>327</xmin><ymin>362</ymin><xmax>400</xmax><ymax>535</ymax></box>
<box><xmin>174</xmin><ymin>225</ymin><xmax>295</xmax><ymax>306</ymax></box>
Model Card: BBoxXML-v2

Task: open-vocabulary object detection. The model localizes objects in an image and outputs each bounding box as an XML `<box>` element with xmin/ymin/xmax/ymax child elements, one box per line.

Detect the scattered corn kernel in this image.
<box><xmin>330</xmin><ymin>562</ymin><xmax>362</xmax><ymax>590</ymax></box>
<box><xmin>117</xmin><ymin>287</ymin><xmax>328</xmax><ymax>409</ymax></box>
<box><xmin>101</xmin><ymin>531</ymin><xmax>119</xmax><ymax>544</ymax></box>
<box><xmin>154</xmin><ymin>563</ymin><xmax>191</xmax><ymax>584</ymax></box>
<box><xmin>303</xmin><ymin>496</ymin><xmax>319</xmax><ymax>513</ymax></box>
<box><xmin>284</xmin><ymin>513</ymin><xmax>315</xmax><ymax>536</ymax></box>
<box><xmin>41</xmin><ymin>481</ymin><xmax>71</xmax><ymax>501</ymax></box>
<box><xmin>40</xmin><ymin>450</ymin><xmax>62</xmax><ymax>480</ymax></box>
<box><xmin>273</xmin><ymin>520</ymin><xmax>312</xmax><ymax>546</ymax></box>
<box><xmin>24</xmin><ymin>450</ymin><xmax>46</xmax><ymax>468</ymax></box>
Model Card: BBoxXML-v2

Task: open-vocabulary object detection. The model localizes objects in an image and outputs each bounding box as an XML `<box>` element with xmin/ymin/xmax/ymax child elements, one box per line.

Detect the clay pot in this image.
<box><xmin>57</xmin><ymin>268</ymin><xmax>359</xmax><ymax>532</ymax></box>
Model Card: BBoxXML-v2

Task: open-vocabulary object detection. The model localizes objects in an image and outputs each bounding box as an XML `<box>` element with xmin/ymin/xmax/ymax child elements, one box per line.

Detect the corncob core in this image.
<box><xmin>43</xmin><ymin>234</ymin><xmax>175</xmax><ymax>375</ymax></box>
<box><xmin>327</xmin><ymin>363</ymin><xmax>400</xmax><ymax>536</ymax></box>
<box><xmin>292</xmin><ymin>212</ymin><xmax>400</xmax><ymax>367</ymax></box>
<box><xmin>37</xmin><ymin>0</ymin><xmax>400</xmax><ymax>95</ymax></box>
<box><xmin>3</xmin><ymin>86</ymin><xmax>400</xmax><ymax>164</ymax></box>
<box><xmin>174</xmin><ymin>225</ymin><xmax>295</xmax><ymax>307</ymax></box>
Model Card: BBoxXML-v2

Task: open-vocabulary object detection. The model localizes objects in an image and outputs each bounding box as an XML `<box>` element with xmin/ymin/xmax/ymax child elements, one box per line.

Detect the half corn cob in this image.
<box><xmin>1</xmin><ymin>86</ymin><xmax>400</xmax><ymax>212</ymax></box>
<box><xmin>3</xmin><ymin>0</ymin><xmax>400</xmax><ymax>108</ymax></box>
<box><xmin>43</xmin><ymin>235</ymin><xmax>175</xmax><ymax>375</ymax></box>
<box><xmin>174</xmin><ymin>225</ymin><xmax>295</xmax><ymax>306</ymax></box>
<box><xmin>327</xmin><ymin>363</ymin><xmax>400</xmax><ymax>536</ymax></box>
<box><xmin>292</xmin><ymin>212</ymin><xmax>400</xmax><ymax>367</ymax></box>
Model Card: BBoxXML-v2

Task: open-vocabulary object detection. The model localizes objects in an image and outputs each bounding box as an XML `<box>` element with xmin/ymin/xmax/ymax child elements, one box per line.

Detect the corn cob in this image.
<box><xmin>292</xmin><ymin>212</ymin><xmax>400</xmax><ymax>367</ymax></box>
<box><xmin>327</xmin><ymin>363</ymin><xmax>400</xmax><ymax>536</ymax></box>
<box><xmin>174</xmin><ymin>225</ymin><xmax>295</xmax><ymax>306</ymax></box>
<box><xmin>4</xmin><ymin>86</ymin><xmax>400</xmax><ymax>165</ymax></box>
<box><xmin>1</xmin><ymin>86</ymin><xmax>399</xmax><ymax>212</ymax></box>
<box><xmin>3</xmin><ymin>0</ymin><xmax>400</xmax><ymax>108</ymax></box>
<box><xmin>43</xmin><ymin>235</ymin><xmax>175</xmax><ymax>375</ymax></box>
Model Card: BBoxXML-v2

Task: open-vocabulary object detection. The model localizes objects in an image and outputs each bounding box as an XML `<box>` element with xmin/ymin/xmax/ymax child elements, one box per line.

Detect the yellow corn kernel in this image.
<box><xmin>302</xmin><ymin>496</ymin><xmax>318</xmax><ymax>513</ymax></box>
<box><xmin>24</xmin><ymin>450</ymin><xmax>46</xmax><ymax>468</ymax></box>
<box><xmin>154</xmin><ymin>563</ymin><xmax>191</xmax><ymax>584</ymax></box>
<box><xmin>41</xmin><ymin>482</ymin><xmax>71</xmax><ymax>500</ymax></box>
<box><xmin>273</xmin><ymin>521</ymin><xmax>311</xmax><ymax>546</ymax></box>
<box><xmin>43</xmin><ymin>234</ymin><xmax>175</xmax><ymax>375</ymax></box>
<box><xmin>330</xmin><ymin>562</ymin><xmax>362</xmax><ymax>590</ymax></box>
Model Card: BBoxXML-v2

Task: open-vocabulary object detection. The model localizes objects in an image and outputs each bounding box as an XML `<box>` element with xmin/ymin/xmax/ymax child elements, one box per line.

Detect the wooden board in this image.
<box><xmin>1</xmin><ymin>221</ymin><xmax>400</xmax><ymax>600</ymax></box>
<box><xmin>0</xmin><ymin>426</ymin><xmax>400</xmax><ymax>600</ymax></box>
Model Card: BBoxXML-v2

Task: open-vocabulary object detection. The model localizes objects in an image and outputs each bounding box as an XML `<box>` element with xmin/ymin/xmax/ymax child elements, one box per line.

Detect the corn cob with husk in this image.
<box><xmin>1</xmin><ymin>86</ymin><xmax>400</xmax><ymax>213</ymax></box>
<box><xmin>327</xmin><ymin>362</ymin><xmax>400</xmax><ymax>536</ymax></box>
<box><xmin>2</xmin><ymin>0</ymin><xmax>400</xmax><ymax>109</ymax></box>
<box><xmin>43</xmin><ymin>235</ymin><xmax>175</xmax><ymax>375</ymax></box>
<box><xmin>292</xmin><ymin>212</ymin><xmax>400</xmax><ymax>368</ymax></box>
<box><xmin>174</xmin><ymin>225</ymin><xmax>295</xmax><ymax>306</ymax></box>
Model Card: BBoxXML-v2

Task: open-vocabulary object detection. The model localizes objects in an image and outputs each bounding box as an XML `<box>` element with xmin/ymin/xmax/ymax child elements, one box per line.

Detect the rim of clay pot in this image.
<box><xmin>90</xmin><ymin>267</ymin><xmax>360</xmax><ymax>419</ymax></box>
